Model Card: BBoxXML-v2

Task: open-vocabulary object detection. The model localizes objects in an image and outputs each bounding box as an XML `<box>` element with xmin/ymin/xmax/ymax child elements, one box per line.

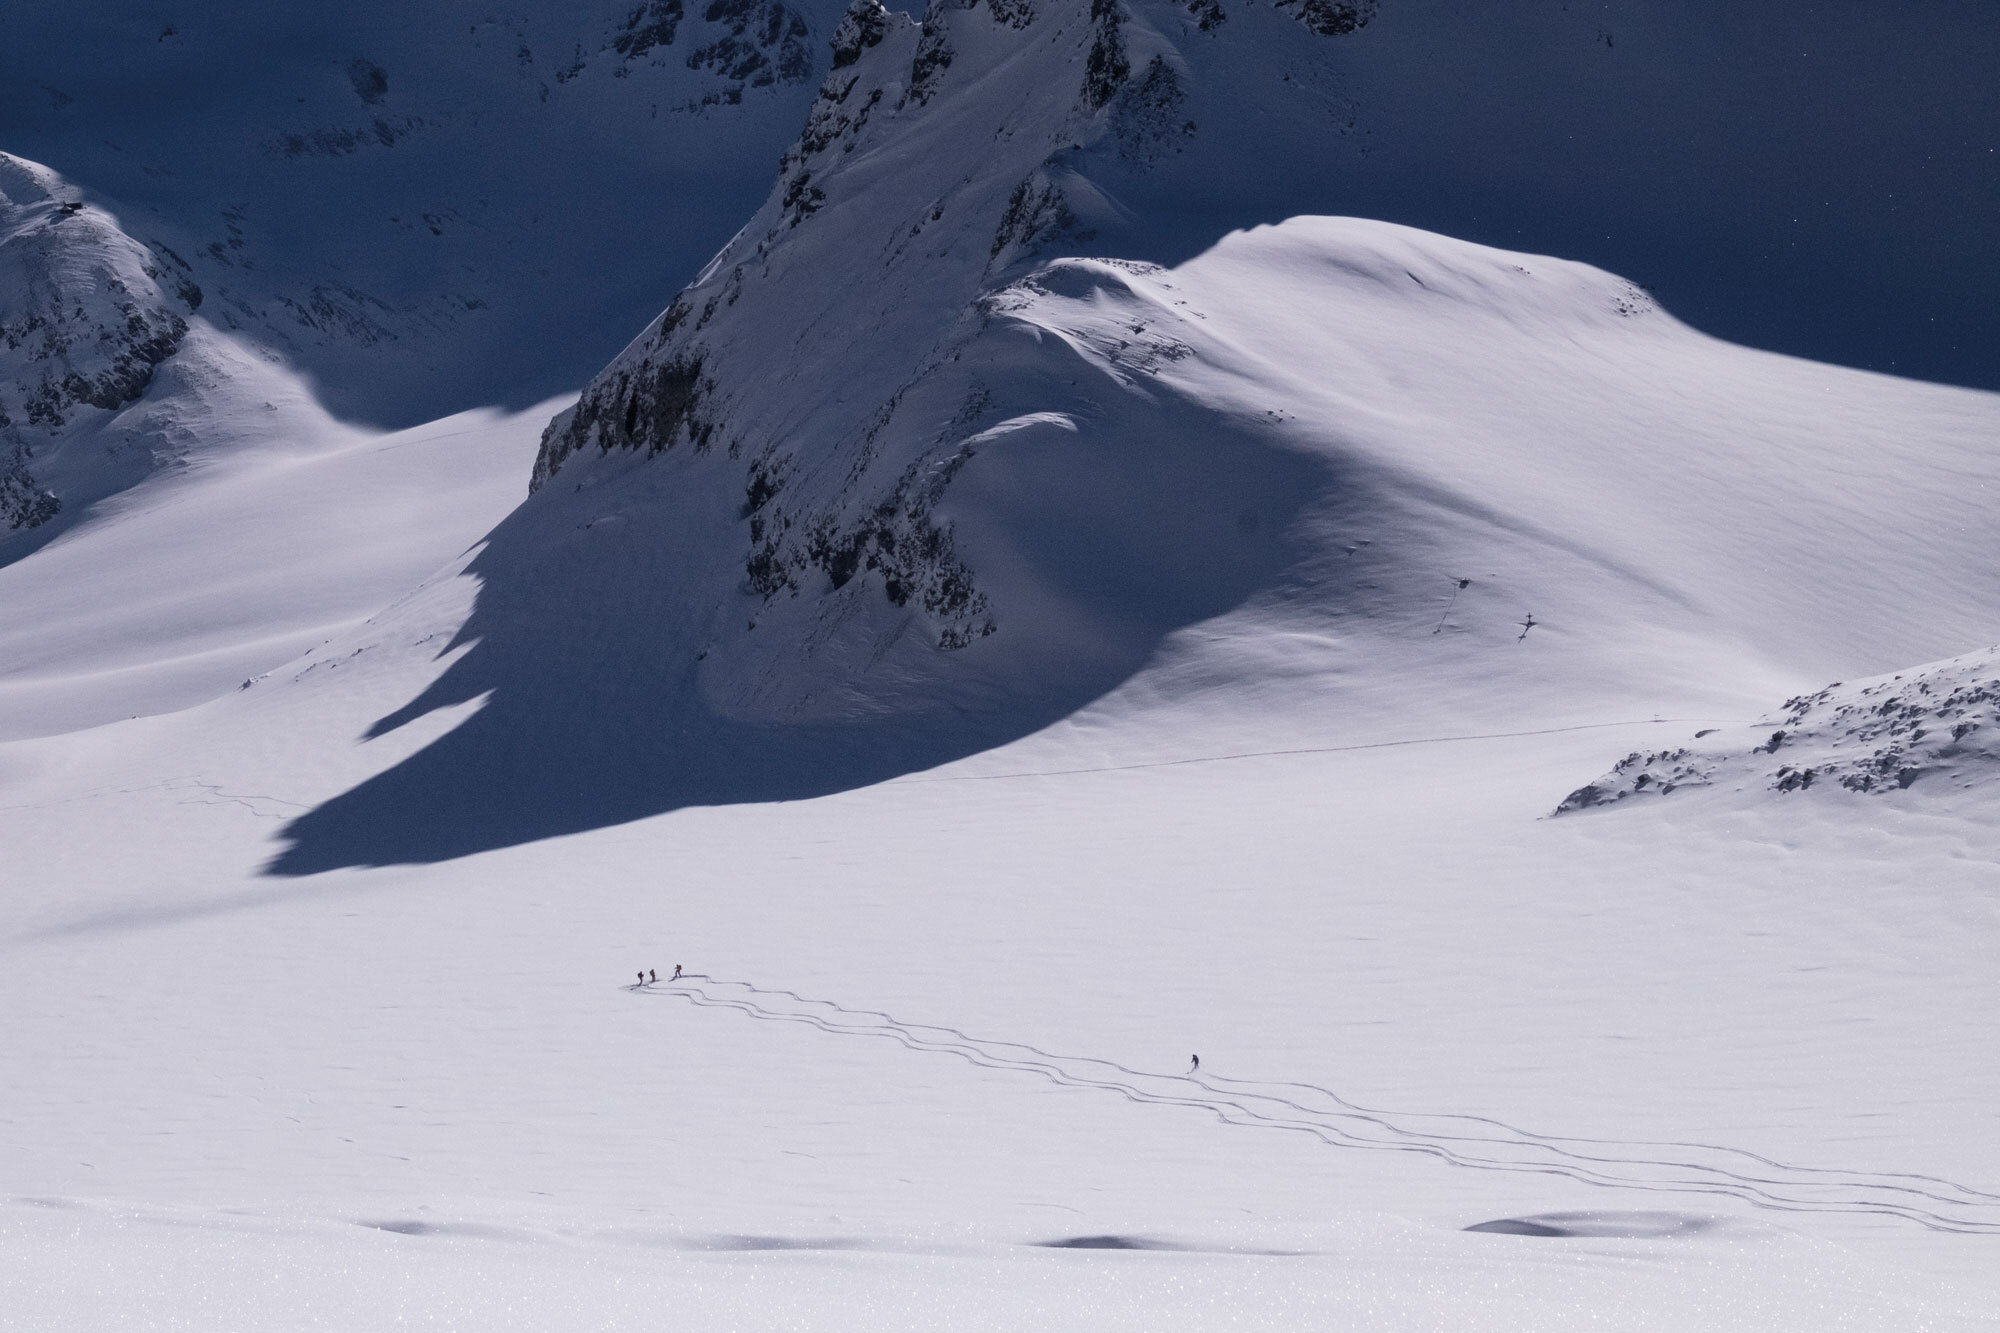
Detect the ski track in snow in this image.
<box><xmin>638</xmin><ymin>978</ymin><xmax>2000</xmax><ymax>1235</ymax></box>
<box><xmin>886</xmin><ymin>718</ymin><xmax>1726</xmax><ymax>784</ymax></box>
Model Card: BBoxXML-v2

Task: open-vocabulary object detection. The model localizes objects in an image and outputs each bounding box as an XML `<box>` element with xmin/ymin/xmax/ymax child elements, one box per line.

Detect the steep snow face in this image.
<box><xmin>1</xmin><ymin>0</ymin><xmax>850</xmax><ymax>425</ymax></box>
<box><xmin>1557</xmin><ymin>647</ymin><xmax>2000</xmax><ymax>815</ymax></box>
<box><xmin>267</xmin><ymin>0</ymin><xmax>2000</xmax><ymax>868</ymax></box>
<box><xmin>0</xmin><ymin>154</ymin><xmax>202</xmax><ymax>531</ymax></box>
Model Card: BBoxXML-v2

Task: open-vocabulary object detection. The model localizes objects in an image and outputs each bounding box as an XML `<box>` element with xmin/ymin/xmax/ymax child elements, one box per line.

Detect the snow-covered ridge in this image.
<box><xmin>529</xmin><ymin>0</ymin><xmax>1380</xmax><ymax>650</ymax></box>
<box><xmin>1556</xmin><ymin>648</ymin><xmax>2000</xmax><ymax>813</ymax></box>
<box><xmin>0</xmin><ymin>153</ymin><xmax>202</xmax><ymax>530</ymax></box>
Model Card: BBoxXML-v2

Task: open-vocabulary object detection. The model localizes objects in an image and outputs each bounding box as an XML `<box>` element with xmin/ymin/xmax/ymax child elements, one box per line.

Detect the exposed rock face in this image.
<box><xmin>828</xmin><ymin>0</ymin><xmax>890</xmax><ymax>67</ymax></box>
<box><xmin>1080</xmin><ymin>0</ymin><xmax>1132</xmax><ymax>110</ymax></box>
<box><xmin>1556</xmin><ymin>649</ymin><xmax>2000</xmax><ymax>813</ymax></box>
<box><xmin>1276</xmin><ymin>0</ymin><xmax>1375</xmax><ymax>37</ymax></box>
<box><xmin>0</xmin><ymin>153</ymin><xmax>201</xmax><ymax>530</ymax></box>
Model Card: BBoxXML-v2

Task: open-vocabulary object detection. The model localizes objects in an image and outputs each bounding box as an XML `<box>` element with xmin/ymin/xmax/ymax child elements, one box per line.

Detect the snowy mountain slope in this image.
<box><xmin>263</xmin><ymin>0</ymin><xmax>2000</xmax><ymax>869</ymax></box>
<box><xmin>4</xmin><ymin>575</ymin><xmax>2000</xmax><ymax>1326</ymax></box>
<box><xmin>0</xmin><ymin>156</ymin><xmax>551</xmax><ymax>737</ymax></box>
<box><xmin>0</xmin><ymin>396</ymin><xmax>551</xmax><ymax>742</ymax></box>
<box><xmin>1</xmin><ymin>0</ymin><xmax>851</xmax><ymax>426</ymax></box>
<box><xmin>1557</xmin><ymin>646</ymin><xmax>2000</xmax><ymax>814</ymax></box>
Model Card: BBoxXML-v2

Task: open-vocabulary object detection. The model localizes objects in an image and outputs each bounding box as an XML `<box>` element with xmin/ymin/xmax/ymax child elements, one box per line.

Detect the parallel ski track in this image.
<box><xmin>635</xmin><ymin>976</ymin><xmax>2000</xmax><ymax>1234</ymax></box>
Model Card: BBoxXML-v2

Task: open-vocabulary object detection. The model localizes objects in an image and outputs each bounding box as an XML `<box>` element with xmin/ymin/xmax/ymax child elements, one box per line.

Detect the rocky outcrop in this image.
<box><xmin>1556</xmin><ymin>649</ymin><xmax>2000</xmax><ymax>813</ymax></box>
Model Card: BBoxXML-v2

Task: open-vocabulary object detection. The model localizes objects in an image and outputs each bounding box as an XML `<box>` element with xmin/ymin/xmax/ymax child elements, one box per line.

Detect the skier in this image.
<box><xmin>1188</xmin><ymin>1054</ymin><xmax>1200</xmax><ymax>1075</ymax></box>
<box><xmin>649</xmin><ymin>969</ymin><xmax>657</xmax><ymax>984</ymax></box>
<box><xmin>672</xmin><ymin>964</ymin><xmax>683</xmax><ymax>981</ymax></box>
<box><xmin>637</xmin><ymin>971</ymin><xmax>646</xmax><ymax>987</ymax></box>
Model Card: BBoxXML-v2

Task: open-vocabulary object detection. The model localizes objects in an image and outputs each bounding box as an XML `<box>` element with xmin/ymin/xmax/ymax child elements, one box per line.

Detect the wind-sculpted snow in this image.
<box><xmin>0</xmin><ymin>155</ymin><xmax>200</xmax><ymax>531</ymax></box>
<box><xmin>643</xmin><ymin>977</ymin><xmax>2000</xmax><ymax>1233</ymax></box>
<box><xmin>1557</xmin><ymin>648</ymin><xmax>2000</xmax><ymax>814</ymax></box>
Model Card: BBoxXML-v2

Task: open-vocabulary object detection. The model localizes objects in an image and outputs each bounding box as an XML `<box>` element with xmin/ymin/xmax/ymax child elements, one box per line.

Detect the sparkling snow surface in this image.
<box><xmin>2</xmin><ymin>215</ymin><xmax>1998</xmax><ymax>1328</ymax></box>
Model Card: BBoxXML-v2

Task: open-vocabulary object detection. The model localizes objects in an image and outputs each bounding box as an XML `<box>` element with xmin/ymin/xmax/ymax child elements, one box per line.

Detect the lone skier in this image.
<box><xmin>672</xmin><ymin>964</ymin><xmax>683</xmax><ymax>981</ymax></box>
<box><xmin>1188</xmin><ymin>1054</ymin><xmax>1200</xmax><ymax>1075</ymax></box>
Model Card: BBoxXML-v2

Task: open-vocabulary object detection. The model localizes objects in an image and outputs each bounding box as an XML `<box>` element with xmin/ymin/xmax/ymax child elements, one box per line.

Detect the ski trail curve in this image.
<box><xmin>633</xmin><ymin>977</ymin><xmax>2000</xmax><ymax>1234</ymax></box>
